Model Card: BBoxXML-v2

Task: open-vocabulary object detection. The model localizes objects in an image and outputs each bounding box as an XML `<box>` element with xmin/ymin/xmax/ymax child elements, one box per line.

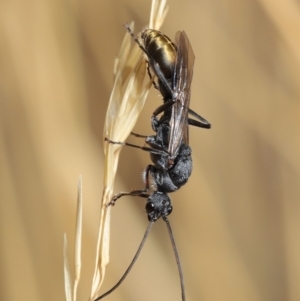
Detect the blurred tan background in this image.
<box><xmin>1</xmin><ymin>0</ymin><xmax>300</xmax><ymax>300</ymax></box>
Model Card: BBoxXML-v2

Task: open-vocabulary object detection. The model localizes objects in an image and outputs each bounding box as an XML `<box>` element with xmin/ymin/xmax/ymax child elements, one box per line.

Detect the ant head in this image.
<box><xmin>145</xmin><ymin>192</ymin><xmax>172</xmax><ymax>222</ymax></box>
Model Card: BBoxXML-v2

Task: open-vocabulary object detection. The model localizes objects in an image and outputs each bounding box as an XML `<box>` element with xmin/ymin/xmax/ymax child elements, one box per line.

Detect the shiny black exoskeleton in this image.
<box><xmin>127</xmin><ymin>26</ymin><xmax>211</xmax><ymax>132</ymax></box>
<box><xmin>94</xmin><ymin>26</ymin><xmax>211</xmax><ymax>301</ymax></box>
<box><xmin>106</xmin><ymin>27</ymin><xmax>212</xmax><ymax>221</ymax></box>
<box><xmin>141</xmin><ymin>29</ymin><xmax>177</xmax><ymax>100</ymax></box>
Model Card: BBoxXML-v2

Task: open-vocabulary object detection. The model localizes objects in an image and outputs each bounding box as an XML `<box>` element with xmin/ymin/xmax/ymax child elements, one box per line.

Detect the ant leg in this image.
<box><xmin>151</xmin><ymin>62</ymin><xmax>173</xmax><ymax>96</ymax></box>
<box><xmin>124</xmin><ymin>24</ymin><xmax>160</xmax><ymax>92</ymax></box>
<box><xmin>145</xmin><ymin>61</ymin><xmax>159</xmax><ymax>90</ymax></box>
<box><xmin>105</xmin><ymin>137</ymin><xmax>155</xmax><ymax>153</ymax></box>
<box><xmin>188</xmin><ymin>118</ymin><xmax>211</xmax><ymax>129</ymax></box>
<box><xmin>188</xmin><ymin>108</ymin><xmax>211</xmax><ymax>129</ymax></box>
<box><xmin>124</xmin><ymin>24</ymin><xmax>171</xmax><ymax>95</ymax></box>
<box><xmin>130</xmin><ymin>132</ymin><xmax>149</xmax><ymax>138</ymax></box>
<box><xmin>152</xmin><ymin>99</ymin><xmax>175</xmax><ymax>116</ymax></box>
<box><xmin>125</xmin><ymin>24</ymin><xmax>173</xmax><ymax>102</ymax></box>
<box><xmin>105</xmin><ymin>137</ymin><xmax>168</xmax><ymax>155</ymax></box>
<box><xmin>124</xmin><ymin>23</ymin><xmax>148</xmax><ymax>55</ymax></box>
<box><xmin>108</xmin><ymin>165</ymin><xmax>153</xmax><ymax>206</ymax></box>
<box><xmin>108</xmin><ymin>190</ymin><xmax>150</xmax><ymax>207</ymax></box>
<box><xmin>151</xmin><ymin>99</ymin><xmax>175</xmax><ymax>131</ymax></box>
<box><xmin>131</xmin><ymin>132</ymin><xmax>170</xmax><ymax>154</ymax></box>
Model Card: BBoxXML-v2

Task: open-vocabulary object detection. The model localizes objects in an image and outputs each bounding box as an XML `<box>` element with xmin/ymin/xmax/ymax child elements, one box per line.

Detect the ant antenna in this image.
<box><xmin>94</xmin><ymin>221</ymin><xmax>154</xmax><ymax>301</ymax></box>
<box><xmin>163</xmin><ymin>216</ymin><xmax>186</xmax><ymax>301</ymax></box>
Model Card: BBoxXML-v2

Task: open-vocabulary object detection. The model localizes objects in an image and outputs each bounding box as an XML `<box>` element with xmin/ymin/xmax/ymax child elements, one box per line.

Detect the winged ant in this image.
<box><xmin>94</xmin><ymin>26</ymin><xmax>211</xmax><ymax>301</ymax></box>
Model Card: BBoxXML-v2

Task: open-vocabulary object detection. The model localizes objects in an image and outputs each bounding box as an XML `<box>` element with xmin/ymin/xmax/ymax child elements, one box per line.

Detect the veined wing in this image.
<box><xmin>168</xmin><ymin>31</ymin><xmax>195</xmax><ymax>158</ymax></box>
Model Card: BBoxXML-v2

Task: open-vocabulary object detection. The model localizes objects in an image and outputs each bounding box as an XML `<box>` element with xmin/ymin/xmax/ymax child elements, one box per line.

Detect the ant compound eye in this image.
<box><xmin>145</xmin><ymin>202</ymin><xmax>155</xmax><ymax>213</ymax></box>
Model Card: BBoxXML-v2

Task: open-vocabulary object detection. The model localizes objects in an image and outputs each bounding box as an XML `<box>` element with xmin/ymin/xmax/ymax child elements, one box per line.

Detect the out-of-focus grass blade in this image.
<box><xmin>64</xmin><ymin>234</ymin><xmax>72</xmax><ymax>301</ymax></box>
<box><xmin>63</xmin><ymin>176</ymin><xmax>83</xmax><ymax>301</ymax></box>
<box><xmin>73</xmin><ymin>176</ymin><xmax>83</xmax><ymax>301</ymax></box>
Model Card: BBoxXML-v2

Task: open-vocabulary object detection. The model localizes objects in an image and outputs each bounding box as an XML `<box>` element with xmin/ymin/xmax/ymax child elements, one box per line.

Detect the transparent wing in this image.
<box><xmin>168</xmin><ymin>31</ymin><xmax>195</xmax><ymax>157</ymax></box>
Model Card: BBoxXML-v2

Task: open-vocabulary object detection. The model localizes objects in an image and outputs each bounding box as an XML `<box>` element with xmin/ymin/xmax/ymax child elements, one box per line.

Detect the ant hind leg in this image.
<box><xmin>146</xmin><ymin>61</ymin><xmax>159</xmax><ymax>90</ymax></box>
<box><xmin>107</xmin><ymin>165</ymin><xmax>153</xmax><ymax>206</ymax></box>
<box><xmin>124</xmin><ymin>23</ymin><xmax>148</xmax><ymax>55</ymax></box>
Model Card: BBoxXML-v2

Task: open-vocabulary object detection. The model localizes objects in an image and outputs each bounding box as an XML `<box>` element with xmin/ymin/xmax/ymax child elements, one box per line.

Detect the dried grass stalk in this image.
<box><xmin>63</xmin><ymin>234</ymin><xmax>72</xmax><ymax>301</ymax></box>
<box><xmin>64</xmin><ymin>176</ymin><xmax>83</xmax><ymax>301</ymax></box>
<box><xmin>73</xmin><ymin>176</ymin><xmax>82</xmax><ymax>301</ymax></box>
<box><xmin>90</xmin><ymin>0</ymin><xmax>169</xmax><ymax>300</ymax></box>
